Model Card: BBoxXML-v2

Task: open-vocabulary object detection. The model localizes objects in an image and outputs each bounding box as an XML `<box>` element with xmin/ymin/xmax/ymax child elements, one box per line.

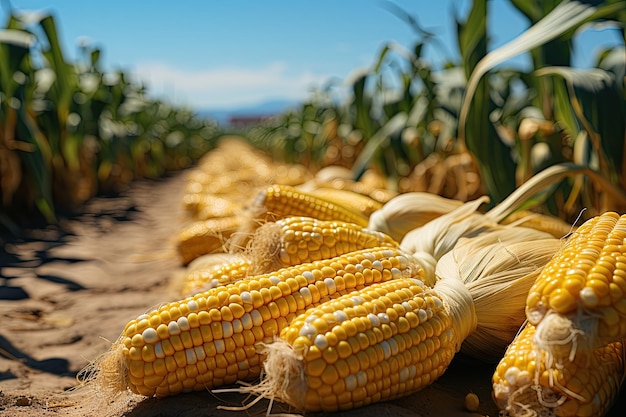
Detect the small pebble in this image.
<box><xmin>15</xmin><ymin>396</ymin><xmax>31</xmax><ymax>406</ymax></box>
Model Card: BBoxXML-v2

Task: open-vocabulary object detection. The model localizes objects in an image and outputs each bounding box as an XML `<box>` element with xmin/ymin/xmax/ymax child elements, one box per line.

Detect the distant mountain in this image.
<box><xmin>197</xmin><ymin>99</ymin><xmax>300</xmax><ymax>126</ymax></box>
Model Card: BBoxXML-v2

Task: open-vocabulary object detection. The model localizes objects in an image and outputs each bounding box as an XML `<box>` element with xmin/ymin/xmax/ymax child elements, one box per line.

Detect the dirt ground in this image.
<box><xmin>0</xmin><ymin>170</ymin><xmax>623</xmax><ymax>417</ymax></box>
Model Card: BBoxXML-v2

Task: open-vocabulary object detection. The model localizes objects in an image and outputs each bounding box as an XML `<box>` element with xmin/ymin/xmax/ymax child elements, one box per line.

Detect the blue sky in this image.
<box><xmin>1</xmin><ymin>1</ymin><xmax>623</xmax><ymax>110</ymax></box>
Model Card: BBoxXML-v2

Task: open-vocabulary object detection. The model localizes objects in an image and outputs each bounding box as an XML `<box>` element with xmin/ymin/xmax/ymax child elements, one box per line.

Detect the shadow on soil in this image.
<box><xmin>0</xmin><ymin>335</ymin><xmax>72</xmax><ymax>376</ymax></box>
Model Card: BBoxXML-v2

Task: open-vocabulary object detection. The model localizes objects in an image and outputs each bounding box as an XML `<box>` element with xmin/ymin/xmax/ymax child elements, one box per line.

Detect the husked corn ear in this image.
<box><xmin>228</xmin><ymin>274</ymin><xmax>477</xmax><ymax>412</ymax></box>
<box><xmin>247</xmin><ymin>216</ymin><xmax>398</xmax><ymax>273</ymax></box>
<box><xmin>186</xmin><ymin>252</ymin><xmax>243</xmax><ymax>272</ymax></box>
<box><xmin>492</xmin><ymin>322</ymin><xmax>625</xmax><ymax>417</ymax></box>
<box><xmin>177</xmin><ymin>216</ymin><xmax>243</xmax><ymax>265</ymax></box>
<box><xmin>252</xmin><ymin>184</ymin><xmax>370</xmax><ymax>227</ymax></box>
<box><xmin>180</xmin><ymin>257</ymin><xmax>251</xmax><ymax>296</ymax></box>
<box><xmin>526</xmin><ymin>212</ymin><xmax>626</xmax><ymax>356</ymax></box>
<box><xmin>500</xmin><ymin>210</ymin><xmax>575</xmax><ymax>239</ymax></box>
<box><xmin>306</xmin><ymin>188</ymin><xmax>383</xmax><ymax>217</ymax></box>
<box><xmin>93</xmin><ymin>247</ymin><xmax>424</xmax><ymax>398</ymax></box>
<box><xmin>314</xmin><ymin>180</ymin><xmax>396</xmax><ymax>204</ymax></box>
<box><xmin>181</xmin><ymin>217</ymin><xmax>399</xmax><ymax>296</ymax></box>
<box><xmin>277</xmin><ymin>279</ymin><xmax>456</xmax><ymax>412</ymax></box>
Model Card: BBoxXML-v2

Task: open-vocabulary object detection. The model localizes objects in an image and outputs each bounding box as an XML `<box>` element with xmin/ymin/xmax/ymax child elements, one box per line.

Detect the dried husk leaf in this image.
<box><xmin>436</xmin><ymin>227</ymin><xmax>563</xmax><ymax>360</ymax></box>
<box><xmin>368</xmin><ymin>192</ymin><xmax>463</xmax><ymax>242</ymax></box>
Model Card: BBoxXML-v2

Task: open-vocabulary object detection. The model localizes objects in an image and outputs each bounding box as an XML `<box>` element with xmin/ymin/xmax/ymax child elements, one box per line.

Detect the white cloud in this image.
<box><xmin>130</xmin><ymin>61</ymin><xmax>331</xmax><ymax>109</ymax></box>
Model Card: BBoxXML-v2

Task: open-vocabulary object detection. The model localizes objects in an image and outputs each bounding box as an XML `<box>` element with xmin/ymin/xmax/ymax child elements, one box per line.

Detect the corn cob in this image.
<box><xmin>492</xmin><ymin>322</ymin><xmax>625</xmax><ymax>417</ymax></box>
<box><xmin>224</xmin><ymin>275</ymin><xmax>476</xmax><ymax>412</ymax></box>
<box><xmin>245</xmin><ymin>216</ymin><xmax>398</xmax><ymax>274</ymax></box>
<box><xmin>304</xmin><ymin>165</ymin><xmax>395</xmax><ymax>202</ymax></box>
<box><xmin>306</xmin><ymin>187</ymin><xmax>384</xmax><ymax>217</ymax></box>
<box><xmin>176</xmin><ymin>216</ymin><xmax>243</xmax><ymax>265</ymax></box>
<box><xmin>302</xmin><ymin>182</ymin><xmax>395</xmax><ymax>206</ymax></box>
<box><xmin>174</xmin><ymin>252</ymin><xmax>245</xmax><ymax>295</ymax></box>
<box><xmin>250</xmin><ymin>184</ymin><xmax>370</xmax><ymax>227</ymax></box>
<box><xmin>185</xmin><ymin>252</ymin><xmax>243</xmax><ymax>272</ymax></box>
<box><xmin>87</xmin><ymin>247</ymin><xmax>425</xmax><ymax>398</ymax></box>
<box><xmin>526</xmin><ymin>212</ymin><xmax>626</xmax><ymax>362</ymax></box>
<box><xmin>226</xmin><ymin>184</ymin><xmax>374</xmax><ymax>251</ymax></box>
<box><xmin>179</xmin><ymin>217</ymin><xmax>399</xmax><ymax>296</ymax></box>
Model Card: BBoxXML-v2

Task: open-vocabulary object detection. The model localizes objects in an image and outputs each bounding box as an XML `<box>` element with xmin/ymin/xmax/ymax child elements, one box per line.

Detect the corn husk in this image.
<box><xmin>436</xmin><ymin>227</ymin><xmax>563</xmax><ymax>360</ymax></box>
<box><xmin>368</xmin><ymin>192</ymin><xmax>463</xmax><ymax>242</ymax></box>
<box><xmin>398</xmin><ymin>196</ymin><xmax>494</xmax><ymax>281</ymax></box>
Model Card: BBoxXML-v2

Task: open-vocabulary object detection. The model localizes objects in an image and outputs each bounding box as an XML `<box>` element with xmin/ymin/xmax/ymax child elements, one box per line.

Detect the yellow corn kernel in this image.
<box><xmin>97</xmin><ymin>247</ymin><xmax>423</xmax><ymax>398</ymax></box>
<box><xmin>526</xmin><ymin>212</ymin><xmax>626</xmax><ymax>356</ymax></box>
<box><xmin>492</xmin><ymin>322</ymin><xmax>624</xmax><ymax>417</ymax></box>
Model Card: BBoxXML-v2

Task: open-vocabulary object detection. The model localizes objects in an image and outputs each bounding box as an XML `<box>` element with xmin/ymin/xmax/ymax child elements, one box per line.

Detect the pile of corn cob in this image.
<box><xmin>82</xmin><ymin>153</ymin><xmax>624</xmax><ymax>417</ymax></box>
<box><xmin>176</xmin><ymin>137</ymin><xmax>313</xmax><ymax>264</ymax></box>
<box><xmin>176</xmin><ymin>137</ymin><xmax>395</xmax><ymax>265</ymax></box>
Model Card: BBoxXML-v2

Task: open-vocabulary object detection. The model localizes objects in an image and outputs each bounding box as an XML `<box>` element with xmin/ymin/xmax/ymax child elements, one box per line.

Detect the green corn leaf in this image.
<box><xmin>38</xmin><ymin>14</ymin><xmax>74</xmax><ymax>109</ymax></box>
<box><xmin>352</xmin><ymin>112</ymin><xmax>408</xmax><ymax>181</ymax></box>
<box><xmin>459</xmin><ymin>0</ymin><xmax>626</xmax><ymax>143</ymax></box>
<box><xmin>457</xmin><ymin>0</ymin><xmax>517</xmax><ymax>205</ymax></box>
<box><xmin>0</xmin><ymin>29</ymin><xmax>34</xmax><ymax>96</ymax></box>
<box><xmin>351</xmin><ymin>72</ymin><xmax>379</xmax><ymax>139</ymax></box>
<box><xmin>536</xmin><ymin>65</ymin><xmax>625</xmax><ymax>184</ymax></box>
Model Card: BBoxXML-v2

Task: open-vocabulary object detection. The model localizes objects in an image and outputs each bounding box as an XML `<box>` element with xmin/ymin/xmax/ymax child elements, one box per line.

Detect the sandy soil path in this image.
<box><xmin>0</xmin><ymin>170</ymin><xmax>623</xmax><ymax>417</ymax></box>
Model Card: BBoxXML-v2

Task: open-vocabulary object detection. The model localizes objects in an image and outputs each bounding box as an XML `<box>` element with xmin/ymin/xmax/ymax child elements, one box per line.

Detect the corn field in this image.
<box><xmin>246</xmin><ymin>0</ymin><xmax>626</xmax><ymax>222</ymax></box>
<box><xmin>2</xmin><ymin>1</ymin><xmax>626</xmax><ymax>417</ymax></box>
<box><xmin>0</xmin><ymin>12</ymin><xmax>219</xmax><ymax>233</ymax></box>
<box><xmin>2</xmin><ymin>1</ymin><xmax>625</xmax><ymax>233</ymax></box>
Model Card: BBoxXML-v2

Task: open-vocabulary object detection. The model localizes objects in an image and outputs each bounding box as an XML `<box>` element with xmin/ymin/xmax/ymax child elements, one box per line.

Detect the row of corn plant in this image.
<box><xmin>245</xmin><ymin>0</ymin><xmax>626</xmax><ymax>222</ymax></box>
<box><xmin>458</xmin><ymin>0</ymin><xmax>626</xmax><ymax>217</ymax></box>
<box><xmin>0</xmin><ymin>11</ymin><xmax>219</xmax><ymax>232</ymax></box>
